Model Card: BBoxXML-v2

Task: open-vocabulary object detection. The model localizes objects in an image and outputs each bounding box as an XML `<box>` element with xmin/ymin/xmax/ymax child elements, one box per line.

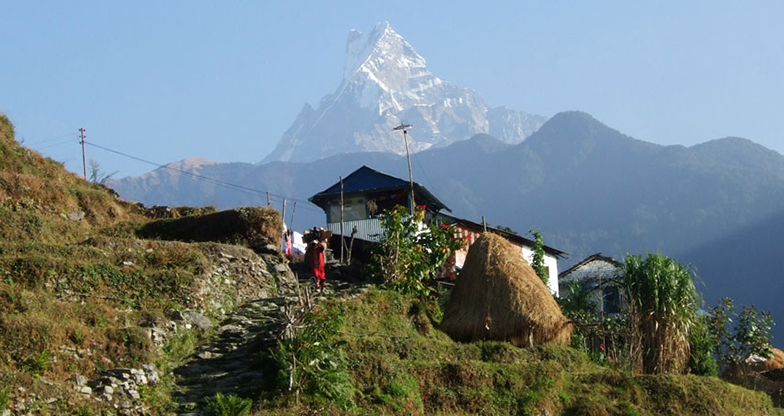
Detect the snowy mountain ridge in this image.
<box><xmin>262</xmin><ymin>22</ymin><xmax>545</xmax><ymax>163</ymax></box>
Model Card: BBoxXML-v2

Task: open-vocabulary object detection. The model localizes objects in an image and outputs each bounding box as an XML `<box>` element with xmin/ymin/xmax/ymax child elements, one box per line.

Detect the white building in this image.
<box><xmin>558</xmin><ymin>253</ymin><xmax>624</xmax><ymax>315</ymax></box>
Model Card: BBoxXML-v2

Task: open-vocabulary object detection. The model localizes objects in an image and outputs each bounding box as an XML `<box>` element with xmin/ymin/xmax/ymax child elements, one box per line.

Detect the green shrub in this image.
<box><xmin>373</xmin><ymin>206</ymin><xmax>464</xmax><ymax>299</ymax></box>
<box><xmin>688</xmin><ymin>316</ymin><xmax>719</xmax><ymax>376</ymax></box>
<box><xmin>22</xmin><ymin>349</ymin><xmax>51</xmax><ymax>375</ymax></box>
<box><xmin>204</xmin><ymin>393</ymin><xmax>252</xmax><ymax>416</ymax></box>
<box><xmin>0</xmin><ymin>386</ymin><xmax>9</xmax><ymax>412</ymax></box>
<box><xmin>707</xmin><ymin>297</ymin><xmax>775</xmax><ymax>373</ymax></box>
<box><xmin>271</xmin><ymin>307</ymin><xmax>357</xmax><ymax>410</ymax></box>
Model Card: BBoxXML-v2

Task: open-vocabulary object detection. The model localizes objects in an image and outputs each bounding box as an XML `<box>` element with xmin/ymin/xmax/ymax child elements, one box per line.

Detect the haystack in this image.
<box><xmin>440</xmin><ymin>233</ymin><xmax>572</xmax><ymax>347</ymax></box>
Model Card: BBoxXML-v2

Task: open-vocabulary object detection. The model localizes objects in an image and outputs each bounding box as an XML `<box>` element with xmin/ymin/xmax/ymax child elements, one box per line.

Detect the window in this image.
<box><xmin>602</xmin><ymin>286</ymin><xmax>621</xmax><ymax>314</ymax></box>
<box><xmin>328</xmin><ymin>197</ymin><xmax>368</xmax><ymax>222</ymax></box>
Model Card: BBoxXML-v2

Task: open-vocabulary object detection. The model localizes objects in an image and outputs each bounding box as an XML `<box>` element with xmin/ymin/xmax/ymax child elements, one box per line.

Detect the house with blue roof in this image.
<box><xmin>308</xmin><ymin>165</ymin><xmax>450</xmax><ymax>242</ymax></box>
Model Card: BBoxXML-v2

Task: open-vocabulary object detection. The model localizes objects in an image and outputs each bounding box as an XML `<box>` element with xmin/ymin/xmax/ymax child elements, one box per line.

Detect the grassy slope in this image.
<box><xmin>260</xmin><ymin>288</ymin><xmax>781</xmax><ymax>416</ymax></box>
<box><xmin>0</xmin><ymin>115</ymin><xmax>280</xmax><ymax>414</ymax></box>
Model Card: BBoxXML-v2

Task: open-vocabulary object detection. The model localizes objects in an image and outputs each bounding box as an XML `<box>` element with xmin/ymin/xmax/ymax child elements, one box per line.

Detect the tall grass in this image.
<box><xmin>623</xmin><ymin>253</ymin><xmax>698</xmax><ymax>374</ymax></box>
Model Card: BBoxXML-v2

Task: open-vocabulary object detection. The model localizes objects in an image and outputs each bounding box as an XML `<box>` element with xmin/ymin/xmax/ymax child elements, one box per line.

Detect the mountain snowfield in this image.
<box><xmin>262</xmin><ymin>22</ymin><xmax>545</xmax><ymax>163</ymax></box>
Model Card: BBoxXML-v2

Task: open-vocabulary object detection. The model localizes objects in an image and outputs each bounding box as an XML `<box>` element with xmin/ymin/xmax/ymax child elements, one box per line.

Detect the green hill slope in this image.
<box><xmin>0</xmin><ymin>114</ymin><xmax>289</xmax><ymax>414</ymax></box>
<box><xmin>256</xmin><ymin>288</ymin><xmax>781</xmax><ymax>415</ymax></box>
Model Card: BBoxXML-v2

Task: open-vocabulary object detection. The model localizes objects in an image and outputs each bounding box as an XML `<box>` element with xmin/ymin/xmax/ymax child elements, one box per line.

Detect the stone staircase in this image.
<box><xmin>172</xmin><ymin>278</ymin><xmax>369</xmax><ymax>415</ymax></box>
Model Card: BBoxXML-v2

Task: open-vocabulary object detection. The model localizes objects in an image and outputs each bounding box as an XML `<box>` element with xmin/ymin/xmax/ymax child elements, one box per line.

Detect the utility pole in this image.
<box><xmin>289</xmin><ymin>201</ymin><xmax>297</xmax><ymax>231</ymax></box>
<box><xmin>339</xmin><ymin>175</ymin><xmax>344</xmax><ymax>263</ymax></box>
<box><xmin>79</xmin><ymin>128</ymin><xmax>87</xmax><ymax>180</ymax></box>
<box><xmin>393</xmin><ymin>122</ymin><xmax>415</xmax><ymax>214</ymax></box>
<box><xmin>281</xmin><ymin>199</ymin><xmax>287</xmax><ymax>253</ymax></box>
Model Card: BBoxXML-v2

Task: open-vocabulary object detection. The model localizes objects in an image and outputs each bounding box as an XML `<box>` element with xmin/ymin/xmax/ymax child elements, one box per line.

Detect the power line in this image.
<box><xmin>83</xmin><ymin>140</ymin><xmax>323</xmax><ymax>213</ymax></box>
<box><xmin>412</xmin><ymin>151</ymin><xmax>434</xmax><ymax>192</ymax></box>
<box><xmin>37</xmin><ymin>138</ymin><xmax>77</xmax><ymax>151</ymax></box>
<box><xmin>25</xmin><ymin>132</ymin><xmax>75</xmax><ymax>146</ymax></box>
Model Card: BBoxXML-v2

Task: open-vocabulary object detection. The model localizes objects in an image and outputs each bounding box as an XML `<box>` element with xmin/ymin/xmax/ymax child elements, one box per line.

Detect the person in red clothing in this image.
<box><xmin>309</xmin><ymin>239</ymin><xmax>326</xmax><ymax>292</ymax></box>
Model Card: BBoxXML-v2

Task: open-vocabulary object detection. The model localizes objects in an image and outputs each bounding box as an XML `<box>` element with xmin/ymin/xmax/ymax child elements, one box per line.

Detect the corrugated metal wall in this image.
<box><xmin>327</xmin><ymin>218</ymin><xmax>383</xmax><ymax>242</ymax></box>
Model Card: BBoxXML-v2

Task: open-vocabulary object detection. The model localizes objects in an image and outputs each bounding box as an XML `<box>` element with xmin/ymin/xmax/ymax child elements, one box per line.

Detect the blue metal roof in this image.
<box><xmin>309</xmin><ymin>165</ymin><xmax>450</xmax><ymax>212</ymax></box>
<box><xmin>318</xmin><ymin>166</ymin><xmax>408</xmax><ymax>194</ymax></box>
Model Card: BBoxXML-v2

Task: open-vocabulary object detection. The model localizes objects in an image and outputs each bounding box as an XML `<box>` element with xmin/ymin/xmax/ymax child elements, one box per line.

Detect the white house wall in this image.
<box><xmin>521</xmin><ymin>246</ymin><xmax>560</xmax><ymax>297</ymax></box>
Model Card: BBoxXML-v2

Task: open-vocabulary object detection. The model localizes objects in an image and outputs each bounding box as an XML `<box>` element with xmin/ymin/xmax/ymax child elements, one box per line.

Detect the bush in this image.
<box><xmin>204</xmin><ymin>393</ymin><xmax>252</xmax><ymax>416</ymax></box>
<box><xmin>22</xmin><ymin>349</ymin><xmax>51</xmax><ymax>375</ymax></box>
<box><xmin>707</xmin><ymin>297</ymin><xmax>775</xmax><ymax>374</ymax></box>
<box><xmin>688</xmin><ymin>316</ymin><xmax>719</xmax><ymax>376</ymax></box>
<box><xmin>271</xmin><ymin>307</ymin><xmax>357</xmax><ymax>410</ymax></box>
<box><xmin>373</xmin><ymin>206</ymin><xmax>464</xmax><ymax>299</ymax></box>
<box><xmin>0</xmin><ymin>386</ymin><xmax>9</xmax><ymax>412</ymax></box>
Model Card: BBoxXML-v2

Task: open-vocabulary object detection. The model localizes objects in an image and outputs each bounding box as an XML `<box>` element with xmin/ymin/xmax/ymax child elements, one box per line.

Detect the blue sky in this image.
<box><xmin>2</xmin><ymin>1</ymin><xmax>783</xmax><ymax>177</ymax></box>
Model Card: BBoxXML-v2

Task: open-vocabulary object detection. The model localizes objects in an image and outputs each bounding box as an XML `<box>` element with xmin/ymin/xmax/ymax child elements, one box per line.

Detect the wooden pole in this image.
<box><xmin>347</xmin><ymin>225</ymin><xmax>357</xmax><ymax>266</ymax></box>
<box><xmin>403</xmin><ymin>129</ymin><xmax>415</xmax><ymax>214</ymax></box>
<box><xmin>340</xmin><ymin>176</ymin><xmax>344</xmax><ymax>263</ymax></box>
<box><xmin>79</xmin><ymin>128</ymin><xmax>87</xmax><ymax>180</ymax></box>
<box><xmin>482</xmin><ymin>216</ymin><xmax>487</xmax><ymax>232</ymax></box>
<box><xmin>281</xmin><ymin>199</ymin><xmax>287</xmax><ymax>251</ymax></box>
<box><xmin>289</xmin><ymin>201</ymin><xmax>297</xmax><ymax>231</ymax></box>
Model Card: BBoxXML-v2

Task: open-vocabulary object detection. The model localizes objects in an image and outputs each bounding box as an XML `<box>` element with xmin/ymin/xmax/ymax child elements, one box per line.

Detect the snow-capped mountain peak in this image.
<box><xmin>342</xmin><ymin>21</ymin><xmax>436</xmax><ymax>113</ymax></box>
<box><xmin>262</xmin><ymin>22</ymin><xmax>545</xmax><ymax>163</ymax></box>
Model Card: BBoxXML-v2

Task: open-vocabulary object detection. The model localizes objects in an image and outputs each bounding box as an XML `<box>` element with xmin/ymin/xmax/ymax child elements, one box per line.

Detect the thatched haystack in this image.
<box><xmin>440</xmin><ymin>233</ymin><xmax>572</xmax><ymax>347</ymax></box>
<box><xmin>137</xmin><ymin>206</ymin><xmax>282</xmax><ymax>252</ymax></box>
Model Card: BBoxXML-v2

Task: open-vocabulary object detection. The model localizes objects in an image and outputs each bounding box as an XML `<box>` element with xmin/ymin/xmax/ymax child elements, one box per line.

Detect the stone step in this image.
<box><xmin>172</xmin><ymin>280</ymin><xmax>371</xmax><ymax>414</ymax></box>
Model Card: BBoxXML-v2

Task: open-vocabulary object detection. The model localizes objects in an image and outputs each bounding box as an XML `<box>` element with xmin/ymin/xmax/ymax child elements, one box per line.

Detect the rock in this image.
<box><xmin>70</xmin><ymin>374</ymin><xmax>88</xmax><ymax>387</ymax></box>
<box><xmin>80</xmin><ymin>386</ymin><xmax>92</xmax><ymax>395</ymax></box>
<box><xmin>68</xmin><ymin>210</ymin><xmax>85</xmax><ymax>221</ymax></box>
<box><xmin>143</xmin><ymin>364</ymin><xmax>160</xmax><ymax>385</ymax></box>
<box><xmin>218</xmin><ymin>324</ymin><xmax>246</xmax><ymax>338</ymax></box>
<box><xmin>150</xmin><ymin>327</ymin><xmax>168</xmax><ymax>347</ymax></box>
<box><xmin>183</xmin><ymin>310</ymin><xmax>212</xmax><ymax>330</ymax></box>
<box><xmin>103</xmin><ymin>385</ymin><xmax>114</xmax><ymax>395</ymax></box>
<box><xmin>169</xmin><ymin>309</ymin><xmax>186</xmax><ymax>321</ymax></box>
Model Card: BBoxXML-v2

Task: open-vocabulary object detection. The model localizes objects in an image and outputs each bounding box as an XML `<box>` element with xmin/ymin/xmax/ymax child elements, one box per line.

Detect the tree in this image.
<box><xmin>623</xmin><ymin>253</ymin><xmax>698</xmax><ymax>374</ymax></box>
<box><xmin>373</xmin><ymin>206</ymin><xmax>465</xmax><ymax>299</ymax></box>
<box><xmin>707</xmin><ymin>298</ymin><xmax>775</xmax><ymax>374</ymax></box>
<box><xmin>528</xmin><ymin>229</ymin><xmax>548</xmax><ymax>286</ymax></box>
